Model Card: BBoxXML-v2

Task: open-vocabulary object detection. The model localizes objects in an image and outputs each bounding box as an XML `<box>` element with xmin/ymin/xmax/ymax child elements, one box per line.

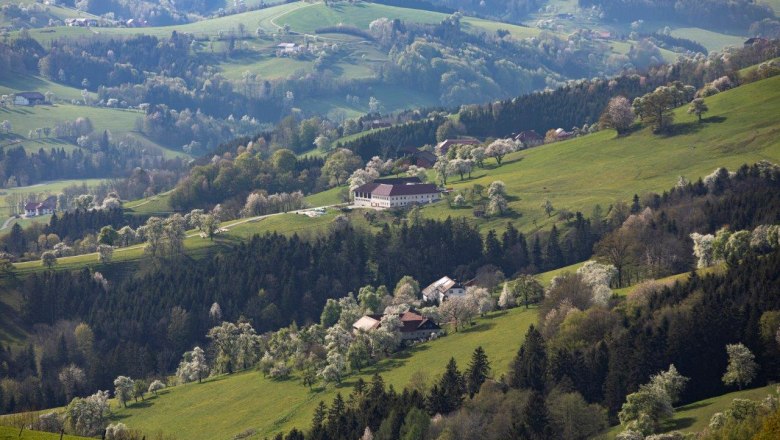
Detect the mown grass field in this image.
<box><xmin>0</xmin><ymin>73</ymin><xmax>94</xmax><ymax>103</ymax></box>
<box><xmin>106</xmin><ymin>307</ymin><xmax>536</xmax><ymax>439</ymax></box>
<box><xmin>669</xmin><ymin>28</ymin><xmax>746</xmax><ymax>53</ymax></box>
<box><xmin>419</xmin><ymin>75</ymin><xmax>780</xmax><ymax>235</ymax></box>
<box><xmin>605</xmin><ymin>384</ymin><xmax>778</xmax><ymax>438</ymax></box>
<box><xmin>0</xmin><ymin>103</ymin><xmax>189</xmax><ymax>158</ymax></box>
<box><xmin>0</xmin><ymin>426</ymin><xmax>89</xmax><ymax>440</ymax></box>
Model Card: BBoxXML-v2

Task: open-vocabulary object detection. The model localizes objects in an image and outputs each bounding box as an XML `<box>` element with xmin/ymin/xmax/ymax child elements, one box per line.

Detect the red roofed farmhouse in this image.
<box><xmin>352</xmin><ymin>177</ymin><xmax>440</xmax><ymax>209</ymax></box>
<box><xmin>352</xmin><ymin>310</ymin><xmax>443</xmax><ymax>341</ymax></box>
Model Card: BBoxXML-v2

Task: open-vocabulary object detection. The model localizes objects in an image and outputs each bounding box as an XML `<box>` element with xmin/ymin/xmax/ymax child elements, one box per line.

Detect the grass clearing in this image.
<box><xmin>670</xmin><ymin>27</ymin><xmax>745</xmax><ymax>53</ymax></box>
<box><xmin>106</xmin><ymin>307</ymin><xmax>536</xmax><ymax>439</ymax></box>
<box><xmin>605</xmin><ymin>384</ymin><xmax>778</xmax><ymax>438</ymax></box>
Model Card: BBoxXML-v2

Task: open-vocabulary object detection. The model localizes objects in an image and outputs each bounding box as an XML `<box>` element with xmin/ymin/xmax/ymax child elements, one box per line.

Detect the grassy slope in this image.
<box><xmin>606</xmin><ymin>384</ymin><xmax>778</xmax><ymax>438</ymax></box>
<box><xmin>108</xmin><ymin>307</ymin><xmax>536</xmax><ymax>439</ymax></box>
<box><xmin>420</xmin><ymin>75</ymin><xmax>780</xmax><ymax>235</ymax></box>
<box><xmin>0</xmin><ymin>72</ymin><xmax>93</xmax><ymax>103</ymax></box>
<box><xmin>670</xmin><ymin>28</ymin><xmax>746</xmax><ymax>53</ymax></box>
<box><xmin>0</xmin><ymin>426</ymin><xmax>89</xmax><ymax>440</ymax></box>
<box><xmin>0</xmin><ymin>104</ymin><xmax>189</xmax><ymax>160</ymax></box>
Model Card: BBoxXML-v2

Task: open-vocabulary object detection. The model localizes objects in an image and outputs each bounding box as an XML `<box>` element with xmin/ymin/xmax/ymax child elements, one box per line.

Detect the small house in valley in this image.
<box><xmin>14</xmin><ymin>92</ymin><xmax>46</xmax><ymax>106</ymax></box>
<box><xmin>352</xmin><ymin>177</ymin><xmax>440</xmax><ymax>209</ymax></box>
<box><xmin>352</xmin><ymin>310</ymin><xmax>443</xmax><ymax>341</ymax></box>
<box><xmin>422</xmin><ymin>276</ymin><xmax>466</xmax><ymax>303</ymax></box>
<box><xmin>24</xmin><ymin>196</ymin><xmax>57</xmax><ymax>217</ymax></box>
<box><xmin>277</xmin><ymin>43</ymin><xmax>302</xmax><ymax>56</ymax></box>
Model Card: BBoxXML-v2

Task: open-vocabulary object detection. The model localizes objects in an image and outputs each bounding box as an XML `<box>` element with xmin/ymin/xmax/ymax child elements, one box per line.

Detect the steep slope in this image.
<box><xmin>422</xmin><ymin>74</ymin><xmax>780</xmax><ymax>233</ymax></box>
<box><xmin>109</xmin><ymin>308</ymin><xmax>536</xmax><ymax>439</ymax></box>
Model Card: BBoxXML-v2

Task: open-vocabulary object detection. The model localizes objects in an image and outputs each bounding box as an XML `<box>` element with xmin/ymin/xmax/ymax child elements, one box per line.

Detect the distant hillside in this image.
<box><xmin>421</xmin><ymin>74</ymin><xmax>780</xmax><ymax>234</ymax></box>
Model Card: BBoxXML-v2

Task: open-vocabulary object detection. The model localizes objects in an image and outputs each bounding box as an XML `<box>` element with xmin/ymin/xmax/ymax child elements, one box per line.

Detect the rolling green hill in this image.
<box><xmin>0</xmin><ymin>103</ymin><xmax>189</xmax><ymax>159</ymax></box>
<box><xmin>420</xmin><ymin>74</ymin><xmax>780</xmax><ymax>234</ymax></box>
<box><xmin>104</xmin><ymin>307</ymin><xmax>536</xmax><ymax>439</ymax></box>
<box><xmin>11</xmin><ymin>74</ymin><xmax>780</xmax><ymax>273</ymax></box>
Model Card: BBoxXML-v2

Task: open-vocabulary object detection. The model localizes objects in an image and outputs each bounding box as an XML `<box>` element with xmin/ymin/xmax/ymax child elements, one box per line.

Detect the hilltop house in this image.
<box><xmin>422</xmin><ymin>276</ymin><xmax>466</xmax><ymax>303</ymax></box>
<box><xmin>352</xmin><ymin>310</ymin><xmax>443</xmax><ymax>341</ymax></box>
<box><xmin>352</xmin><ymin>177</ymin><xmax>440</xmax><ymax>209</ymax></box>
<box><xmin>24</xmin><ymin>196</ymin><xmax>57</xmax><ymax>217</ymax></box>
<box><xmin>14</xmin><ymin>92</ymin><xmax>46</xmax><ymax>106</ymax></box>
<box><xmin>435</xmin><ymin>138</ymin><xmax>480</xmax><ymax>155</ymax></box>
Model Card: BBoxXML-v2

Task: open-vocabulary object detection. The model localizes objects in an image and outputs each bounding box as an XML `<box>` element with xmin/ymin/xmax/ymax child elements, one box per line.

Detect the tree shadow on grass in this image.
<box><xmin>459</xmin><ymin>321</ymin><xmax>497</xmax><ymax>334</ymax></box>
<box><xmin>664</xmin><ymin>416</ymin><xmax>696</xmax><ymax>431</ymax></box>
<box><xmin>661</xmin><ymin>116</ymin><xmax>728</xmax><ymax>137</ymax></box>
<box><xmin>676</xmin><ymin>401</ymin><xmax>712</xmax><ymax>412</ymax></box>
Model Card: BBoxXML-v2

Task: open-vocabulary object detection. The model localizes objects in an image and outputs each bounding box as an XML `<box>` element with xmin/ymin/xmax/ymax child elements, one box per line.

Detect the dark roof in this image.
<box><xmin>16</xmin><ymin>92</ymin><xmax>45</xmax><ymax>100</ymax></box>
<box><xmin>353</xmin><ymin>182</ymin><xmax>380</xmax><ymax>194</ymax></box>
<box><xmin>515</xmin><ymin>130</ymin><xmax>542</xmax><ymax>142</ymax></box>
<box><xmin>360</xmin><ymin>310</ymin><xmax>441</xmax><ymax>333</ymax></box>
<box><xmin>372</xmin><ymin>183</ymin><xmax>439</xmax><ymax>197</ymax></box>
<box><xmin>24</xmin><ymin>202</ymin><xmax>39</xmax><ymax>210</ymax></box>
<box><xmin>375</xmin><ymin>177</ymin><xmax>421</xmax><ymax>185</ymax></box>
<box><xmin>40</xmin><ymin>196</ymin><xmax>57</xmax><ymax>209</ymax></box>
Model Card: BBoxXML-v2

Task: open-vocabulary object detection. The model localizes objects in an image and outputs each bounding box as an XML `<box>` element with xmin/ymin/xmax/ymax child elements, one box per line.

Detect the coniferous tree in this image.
<box><xmin>310</xmin><ymin>400</ymin><xmax>327</xmax><ymax>440</ymax></box>
<box><xmin>543</xmin><ymin>225</ymin><xmax>565</xmax><ymax>270</ymax></box>
<box><xmin>509</xmin><ymin>326</ymin><xmax>547</xmax><ymax>392</ymax></box>
<box><xmin>427</xmin><ymin>358</ymin><xmax>465</xmax><ymax>415</ymax></box>
<box><xmin>465</xmin><ymin>346</ymin><xmax>491</xmax><ymax>397</ymax></box>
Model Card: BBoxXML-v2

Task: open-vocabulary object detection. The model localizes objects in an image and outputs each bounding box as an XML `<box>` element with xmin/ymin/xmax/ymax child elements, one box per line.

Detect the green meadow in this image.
<box><xmin>108</xmin><ymin>307</ymin><xmax>537</xmax><ymax>439</ymax></box>
<box><xmin>420</xmin><ymin>75</ymin><xmax>780</xmax><ymax>234</ymax></box>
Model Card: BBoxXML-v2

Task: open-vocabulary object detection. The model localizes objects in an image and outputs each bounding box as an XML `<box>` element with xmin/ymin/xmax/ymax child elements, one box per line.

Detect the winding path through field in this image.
<box><xmin>0</xmin><ymin>216</ymin><xmax>16</xmax><ymax>231</ymax></box>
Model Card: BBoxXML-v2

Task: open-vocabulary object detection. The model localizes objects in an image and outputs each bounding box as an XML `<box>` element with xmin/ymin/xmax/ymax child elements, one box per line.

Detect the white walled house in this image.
<box><xmin>422</xmin><ymin>276</ymin><xmax>466</xmax><ymax>303</ymax></box>
<box><xmin>352</xmin><ymin>177</ymin><xmax>440</xmax><ymax>209</ymax></box>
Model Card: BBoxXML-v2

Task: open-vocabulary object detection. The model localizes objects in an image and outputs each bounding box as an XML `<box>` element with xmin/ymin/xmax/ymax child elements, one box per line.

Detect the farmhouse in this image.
<box><xmin>422</xmin><ymin>276</ymin><xmax>466</xmax><ymax>303</ymax></box>
<box><xmin>65</xmin><ymin>18</ymin><xmax>98</xmax><ymax>27</ymax></box>
<box><xmin>14</xmin><ymin>92</ymin><xmax>46</xmax><ymax>106</ymax></box>
<box><xmin>400</xmin><ymin>147</ymin><xmax>437</xmax><ymax>168</ymax></box>
<box><xmin>277</xmin><ymin>43</ymin><xmax>302</xmax><ymax>56</ymax></box>
<box><xmin>24</xmin><ymin>196</ymin><xmax>57</xmax><ymax>217</ymax></box>
<box><xmin>435</xmin><ymin>138</ymin><xmax>480</xmax><ymax>155</ymax></box>
<box><xmin>514</xmin><ymin>130</ymin><xmax>543</xmax><ymax>147</ymax></box>
<box><xmin>352</xmin><ymin>310</ymin><xmax>443</xmax><ymax>341</ymax></box>
<box><xmin>352</xmin><ymin>177</ymin><xmax>440</xmax><ymax>209</ymax></box>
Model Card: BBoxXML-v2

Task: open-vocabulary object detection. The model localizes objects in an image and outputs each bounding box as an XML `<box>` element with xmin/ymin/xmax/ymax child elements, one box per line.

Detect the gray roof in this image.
<box><xmin>371</xmin><ymin>183</ymin><xmax>439</xmax><ymax>197</ymax></box>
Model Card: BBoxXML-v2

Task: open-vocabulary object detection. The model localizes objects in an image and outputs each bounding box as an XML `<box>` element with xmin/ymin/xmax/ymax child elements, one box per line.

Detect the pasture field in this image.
<box><xmin>420</xmin><ymin>75</ymin><xmax>780</xmax><ymax>234</ymax></box>
<box><xmin>669</xmin><ymin>27</ymin><xmax>746</xmax><ymax>52</ymax></box>
<box><xmin>107</xmin><ymin>307</ymin><xmax>537</xmax><ymax>439</ymax></box>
